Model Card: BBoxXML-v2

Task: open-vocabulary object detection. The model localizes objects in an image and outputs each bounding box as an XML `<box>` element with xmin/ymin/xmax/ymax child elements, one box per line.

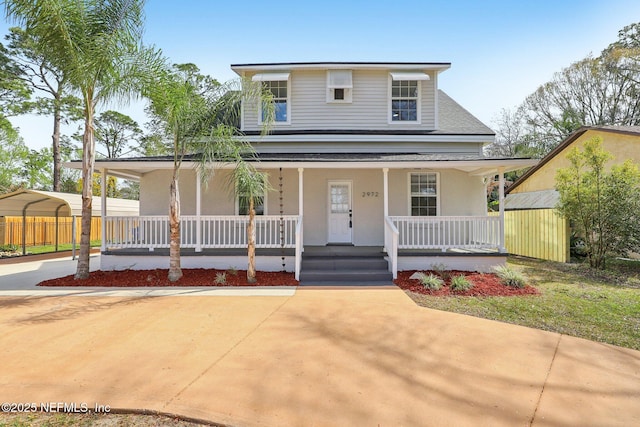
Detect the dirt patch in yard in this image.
<box><xmin>37</xmin><ymin>268</ymin><xmax>298</xmax><ymax>287</ymax></box>
<box><xmin>394</xmin><ymin>270</ymin><xmax>539</xmax><ymax>296</ymax></box>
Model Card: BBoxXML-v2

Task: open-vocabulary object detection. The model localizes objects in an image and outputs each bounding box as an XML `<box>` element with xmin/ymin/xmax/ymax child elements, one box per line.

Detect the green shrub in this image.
<box><xmin>0</xmin><ymin>244</ymin><xmax>18</xmax><ymax>252</ymax></box>
<box><xmin>494</xmin><ymin>265</ymin><xmax>526</xmax><ymax>288</ymax></box>
<box><xmin>450</xmin><ymin>275</ymin><xmax>473</xmax><ymax>292</ymax></box>
<box><xmin>420</xmin><ymin>273</ymin><xmax>444</xmax><ymax>291</ymax></box>
<box><xmin>215</xmin><ymin>272</ymin><xmax>227</xmax><ymax>284</ymax></box>
<box><xmin>227</xmin><ymin>267</ymin><xmax>238</xmax><ymax>276</ymax></box>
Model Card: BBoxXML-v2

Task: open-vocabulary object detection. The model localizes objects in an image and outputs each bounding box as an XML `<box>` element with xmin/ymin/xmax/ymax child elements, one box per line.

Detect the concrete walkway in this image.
<box><xmin>0</xmin><ymin>259</ymin><xmax>639</xmax><ymax>426</ymax></box>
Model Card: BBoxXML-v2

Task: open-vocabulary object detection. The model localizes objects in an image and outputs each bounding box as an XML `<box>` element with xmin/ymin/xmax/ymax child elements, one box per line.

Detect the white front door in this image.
<box><xmin>328</xmin><ymin>181</ymin><xmax>353</xmax><ymax>244</ymax></box>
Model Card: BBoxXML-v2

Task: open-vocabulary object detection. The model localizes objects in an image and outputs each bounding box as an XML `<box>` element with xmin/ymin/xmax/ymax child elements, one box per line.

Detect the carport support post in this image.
<box><xmin>101</xmin><ymin>168</ymin><xmax>107</xmax><ymax>252</ymax></box>
<box><xmin>21</xmin><ymin>212</ymin><xmax>26</xmax><ymax>255</ymax></box>
<box><xmin>72</xmin><ymin>215</ymin><xmax>77</xmax><ymax>260</ymax></box>
<box><xmin>498</xmin><ymin>167</ymin><xmax>506</xmax><ymax>253</ymax></box>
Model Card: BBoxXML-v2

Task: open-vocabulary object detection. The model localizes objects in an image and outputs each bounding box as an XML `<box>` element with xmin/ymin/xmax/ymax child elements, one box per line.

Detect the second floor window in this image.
<box><xmin>263</xmin><ymin>80</ymin><xmax>288</xmax><ymax>122</ymax></box>
<box><xmin>391</xmin><ymin>80</ymin><xmax>418</xmax><ymax>121</ymax></box>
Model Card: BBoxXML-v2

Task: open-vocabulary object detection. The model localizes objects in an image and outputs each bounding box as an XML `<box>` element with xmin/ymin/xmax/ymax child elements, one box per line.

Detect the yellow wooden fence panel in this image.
<box><xmin>489</xmin><ymin>210</ymin><xmax>569</xmax><ymax>262</ymax></box>
<box><xmin>0</xmin><ymin>216</ymin><xmax>101</xmax><ymax>247</ymax></box>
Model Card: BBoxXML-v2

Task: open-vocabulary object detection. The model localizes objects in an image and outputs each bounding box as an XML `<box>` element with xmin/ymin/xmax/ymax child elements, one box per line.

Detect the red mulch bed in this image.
<box><xmin>37</xmin><ymin>269</ymin><xmax>298</xmax><ymax>287</ymax></box>
<box><xmin>394</xmin><ymin>270</ymin><xmax>539</xmax><ymax>297</ymax></box>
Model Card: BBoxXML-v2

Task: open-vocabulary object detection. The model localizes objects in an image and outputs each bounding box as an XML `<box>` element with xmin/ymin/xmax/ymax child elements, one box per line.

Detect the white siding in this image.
<box><xmin>139</xmin><ymin>167</ymin><xmax>486</xmax><ymax>247</ymax></box>
<box><xmin>243</xmin><ymin>69</ymin><xmax>437</xmax><ymax>131</ymax></box>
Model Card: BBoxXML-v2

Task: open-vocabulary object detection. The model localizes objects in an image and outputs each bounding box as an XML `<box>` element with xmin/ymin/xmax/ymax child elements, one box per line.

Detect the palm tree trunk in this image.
<box><xmin>168</xmin><ymin>170</ymin><xmax>182</xmax><ymax>282</ymax></box>
<box><xmin>75</xmin><ymin>96</ymin><xmax>95</xmax><ymax>280</ymax></box>
<box><xmin>247</xmin><ymin>197</ymin><xmax>256</xmax><ymax>283</ymax></box>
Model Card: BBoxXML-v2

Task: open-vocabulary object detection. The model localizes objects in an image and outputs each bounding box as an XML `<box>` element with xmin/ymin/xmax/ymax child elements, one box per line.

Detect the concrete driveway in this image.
<box><xmin>0</xmin><ymin>258</ymin><xmax>639</xmax><ymax>426</ymax></box>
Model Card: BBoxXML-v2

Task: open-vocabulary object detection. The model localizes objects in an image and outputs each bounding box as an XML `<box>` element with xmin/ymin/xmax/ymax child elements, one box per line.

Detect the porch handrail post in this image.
<box><xmin>498</xmin><ymin>167</ymin><xmax>506</xmax><ymax>253</ymax></box>
<box><xmin>101</xmin><ymin>168</ymin><xmax>107</xmax><ymax>252</ymax></box>
<box><xmin>384</xmin><ymin>216</ymin><xmax>398</xmax><ymax>279</ymax></box>
<box><xmin>295</xmin><ymin>216</ymin><xmax>303</xmax><ymax>280</ymax></box>
<box><xmin>195</xmin><ymin>168</ymin><xmax>202</xmax><ymax>252</ymax></box>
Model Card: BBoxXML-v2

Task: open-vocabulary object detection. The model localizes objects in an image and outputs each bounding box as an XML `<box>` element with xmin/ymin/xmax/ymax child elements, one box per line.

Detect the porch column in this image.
<box><xmin>298</xmin><ymin>168</ymin><xmax>304</xmax><ymax>217</ymax></box>
<box><xmin>195</xmin><ymin>168</ymin><xmax>202</xmax><ymax>252</ymax></box>
<box><xmin>498</xmin><ymin>167</ymin><xmax>506</xmax><ymax>253</ymax></box>
<box><xmin>101</xmin><ymin>168</ymin><xmax>107</xmax><ymax>251</ymax></box>
<box><xmin>382</xmin><ymin>168</ymin><xmax>389</xmax><ymax>217</ymax></box>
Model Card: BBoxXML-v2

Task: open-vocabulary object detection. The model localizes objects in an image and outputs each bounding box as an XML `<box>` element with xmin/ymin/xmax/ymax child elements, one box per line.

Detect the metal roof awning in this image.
<box><xmin>0</xmin><ymin>189</ymin><xmax>139</xmax><ymax>217</ymax></box>
<box><xmin>504</xmin><ymin>190</ymin><xmax>560</xmax><ymax>210</ymax></box>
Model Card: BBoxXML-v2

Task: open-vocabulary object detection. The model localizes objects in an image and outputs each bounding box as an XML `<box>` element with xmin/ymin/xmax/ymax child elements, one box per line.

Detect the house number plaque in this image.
<box><xmin>361</xmin><ymin>191</ymin><xmax>379</xmax><ymax>197</ymax></box>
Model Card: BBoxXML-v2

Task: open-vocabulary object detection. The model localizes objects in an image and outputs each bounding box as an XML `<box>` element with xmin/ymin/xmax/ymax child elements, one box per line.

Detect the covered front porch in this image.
<box><xmin>83</xmin><ymin>154</ymin><xmax>536</xmax><ymax>279</ymax></box>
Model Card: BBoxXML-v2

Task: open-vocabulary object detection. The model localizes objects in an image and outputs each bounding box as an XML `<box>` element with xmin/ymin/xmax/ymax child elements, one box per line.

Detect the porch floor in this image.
<box><xmin>102</xmin><ymin>246</ymin><xmax>502</xmax><ymax>257</ymax></box>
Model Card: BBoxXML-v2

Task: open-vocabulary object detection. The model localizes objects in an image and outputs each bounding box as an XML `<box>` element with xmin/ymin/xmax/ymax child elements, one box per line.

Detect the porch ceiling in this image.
<box><xmin>65</xmin><ymin>154</ymin><xmax>537</xmax><ymax>178</ymax></box>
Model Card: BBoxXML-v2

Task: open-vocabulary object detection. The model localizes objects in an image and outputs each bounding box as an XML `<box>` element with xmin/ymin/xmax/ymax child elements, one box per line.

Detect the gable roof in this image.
<box><xmin>506</xmin><ymin>125</ymin><xmax>640</xmax><ymax>194</ymax></box>
<box><xmin>437</xmin><ymin>90</ymin><xmax>494</xmax><ymax>135</ymax></box>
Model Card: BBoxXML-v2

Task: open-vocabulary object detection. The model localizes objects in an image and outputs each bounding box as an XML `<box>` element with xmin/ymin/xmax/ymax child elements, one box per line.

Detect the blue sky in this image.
<box><xmin>2</xmin><ymin>0</ymin><xmax>640</xmax><ymax>149</ymax></box>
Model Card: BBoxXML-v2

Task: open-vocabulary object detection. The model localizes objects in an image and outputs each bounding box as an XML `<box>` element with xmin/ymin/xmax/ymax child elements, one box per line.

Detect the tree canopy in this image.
<box><xmin>489</xmin><ymin>21</ymin><xmax>640</xmax><ymax>159</ymax></box>
<box><xmin>555</xmin><ymin>137</ymin><xmax>640</xmax><ymax>269</ymax></box>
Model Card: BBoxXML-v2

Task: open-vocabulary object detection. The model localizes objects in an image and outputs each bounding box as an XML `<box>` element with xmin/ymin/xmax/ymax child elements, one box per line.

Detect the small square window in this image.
<box><xmin>326</xmin><ymin>70</ymin><xmax>353</xmax><ymax>103</ymax></box>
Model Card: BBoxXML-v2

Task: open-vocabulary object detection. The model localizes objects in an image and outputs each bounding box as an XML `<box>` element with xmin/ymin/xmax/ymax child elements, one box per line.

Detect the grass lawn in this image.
<box><xmin>405</xmin><ymin>256</ymin><xmax>640</xmax><ymax>351</ymax></box>
<box><xmin>0</xmin><ymin>412</ymin><xmax>206</xmax><ymax>426</ymax></box>
<box><xmin>21</xmin><ymin>240</ymin><xmax>101</xmax><ymax>255</ymax></box>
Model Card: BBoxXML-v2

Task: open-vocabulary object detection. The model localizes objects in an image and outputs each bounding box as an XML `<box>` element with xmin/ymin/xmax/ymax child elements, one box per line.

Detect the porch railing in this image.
<box><xmin>388</xmin><ymin>216</ymin><xmax>501</xmax><ymax>250</ymax></box>
<box><xmin>384</xmin><ymin>217</ymin><xmax>399</xmax><ymax>279</ymax></box>
<box><xmin>104</xmin><ymin>215</ymin><xmax>300</xmax><ymax>250</ymax></box>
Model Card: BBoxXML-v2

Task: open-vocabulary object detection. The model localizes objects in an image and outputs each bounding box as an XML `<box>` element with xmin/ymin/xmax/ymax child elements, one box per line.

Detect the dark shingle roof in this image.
<box><xmin>436</xmin><ymin>90</ymin><xmax>494</xmax><ymax>135</ymax></box>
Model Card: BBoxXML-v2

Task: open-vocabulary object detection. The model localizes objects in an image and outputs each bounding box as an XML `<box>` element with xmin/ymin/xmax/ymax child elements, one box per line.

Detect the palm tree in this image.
<box><xmin>146</xmin><ymin>64</ymin><xmax>274</xmax><ymax>282</ymax></box>
<box><xmin>229</xmin><ymin>161</ymin><xmax>271</xmax><ymax>283</ymax></box>
<box><xmin>4</xmin><ymin>0</ymin><xmax>161</xmax><ymax>279</ymax></box>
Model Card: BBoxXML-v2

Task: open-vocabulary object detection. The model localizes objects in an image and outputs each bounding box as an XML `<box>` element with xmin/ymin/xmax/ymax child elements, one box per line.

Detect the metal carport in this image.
<box><xmin>0</xmin><ymin>189</ymin><xmax>139</xmax><ymax>256</ymax></box>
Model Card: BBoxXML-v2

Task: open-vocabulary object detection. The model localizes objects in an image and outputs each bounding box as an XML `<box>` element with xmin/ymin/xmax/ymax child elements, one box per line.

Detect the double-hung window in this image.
<box><xmin>389</xmin><ymin>72</ymin><xmax>429</xmax><ymax>123</ymax></box>
<box><xmin>238</xmin><ymin>194</ymin><xmax>265</xmax><ymax>216</ymax></box>
<box><xmin>237</xmin><ymin>177</ymin><xmax>266</xmax><ymax>216</ymax></box>
<box><xmin>391</xmin><ymin>80</ymin><xmax>418</xmax><ymax>121</ymax></box>
<box><xmin>410</xmin><ymin>173</ymin><xmax>438</xmax><ymax>216</ymax></box>
<box><xmin>252</xmin><ymin>73</ymin><xmax>290</xmax><ymax>124</ymax></box>
<box><xmin>263</xmin><ymin>80</ymin><xmax>288</xmax><ymax>122</ymax></box>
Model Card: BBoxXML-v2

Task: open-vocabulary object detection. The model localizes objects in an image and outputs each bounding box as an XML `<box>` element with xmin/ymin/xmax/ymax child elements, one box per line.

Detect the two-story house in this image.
<box><xmin>78</xmin><ymin>62</ymin><xmax>536</xmax><ymax>283</ymax></box>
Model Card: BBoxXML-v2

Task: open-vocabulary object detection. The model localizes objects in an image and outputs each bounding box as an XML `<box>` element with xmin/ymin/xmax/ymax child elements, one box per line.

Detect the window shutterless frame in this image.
<box><xmin>407</xmin><ymin>172</ymin><xmax>439</xmax><ymax>216</ymax></box>
<box><xmin>388</xmin><ymin>72</ymin><xmax>429</xmax><ymax>124</ymax></box>
<box><xmin>254</xmin><ymin>73</ymin><xmax>291</xmax><ymax>125</ymax></box>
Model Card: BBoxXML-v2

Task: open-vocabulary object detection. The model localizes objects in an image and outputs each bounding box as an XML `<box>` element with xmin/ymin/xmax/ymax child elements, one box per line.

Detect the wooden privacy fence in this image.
<box><xmin>0</xmin><ymin>216</ymin><xmax>101</xmax><ymax>248</ymax></box>
<box><xmin>490</xmin><ymin>210</ymin><xmax>569</xmax><ymax>262</ymax></box>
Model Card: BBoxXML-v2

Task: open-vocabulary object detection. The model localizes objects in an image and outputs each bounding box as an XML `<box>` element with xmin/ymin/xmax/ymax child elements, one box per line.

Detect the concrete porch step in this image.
<box><xmin>301</xmin><ymin>257</ymin><xmax>389</xmax><ymax>271</ymax></box>
<box><xmin>299</xmin><ymin>246</ymin><xmax>392</xmax><ymax>286</ymax></box>
<box><xmin>299</xmin><ymin>269</ymin><xmax>393</xmax><ymax>284</ymax></box>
